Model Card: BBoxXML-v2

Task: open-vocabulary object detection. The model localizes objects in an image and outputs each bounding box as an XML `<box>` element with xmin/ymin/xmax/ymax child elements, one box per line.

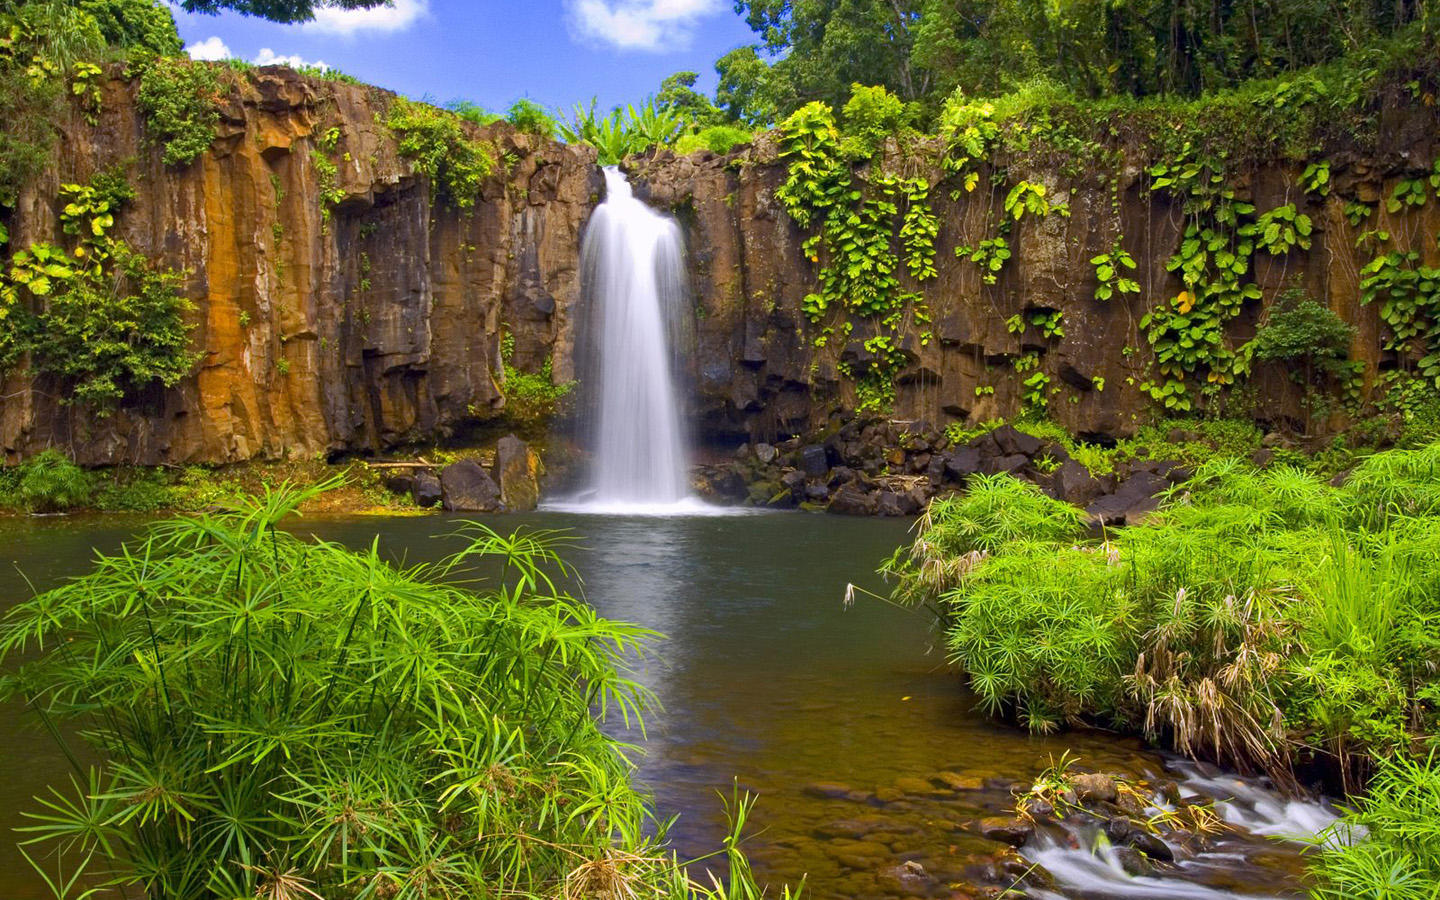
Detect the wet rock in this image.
<box><xmin>800</xmin><ymin>444</ymin><xmax>830</xmax><ymax>477</ymax></box>
<box><xmin>803</xmin><ymin>782</ymin><xmax>855</xmax><ymax>800</ymax></box>
<box><xmin>828</xmin><ymin>465</ymin><xmax>858</xmax><ymax>487</ymax></box>
<box><xmin>494</xmin><ymin>434</ymin><xmax>539</xmax><ymax>512</ymax></box>
<box><xmin>977</xmin><ymin>816</ymin><xmax>1033</xmax><ymax>847</ymax></box>
<box><xmin>781</xmin><ymin>469</ymin><xmax>808</xmax><ymax>495</ymax></box>
<box><xmin>829</xmin><ymin>484</ymin><xmax>878</xmax><ymax>516</ymax></box>
<box><xmin>440</xmin><ymin>460</ymin><xmax>502</xmax><ymax>512</ymax></box>
<box><xmin>1071</xmin><ymin>773</ymin><xmax>1118</xmax><ymax>804</ymax></box>
<box><xmin>875</xmin><ymin>490</ymin><xmax>907</xmax><ymax>516</ymax></box>
<box><xmin>814</xmin><ymin>817</ymin><xmax>886</xmax><ymax>840</ymax></box>
<box><xmin>931</xmin><ymin>772</ymin><xmax>986</xmax><ymax>792</ymax></box>
<box><xmin>805</xmin><ymin>483</ymin><xmax>831</xmax><ymax>501</ymax></box>
<box><xmin>754</xmin><ymin>442</ymin><xmax>778</xmax><ymax>464</ymax></box>
<box><xmin>893</xmin><ymin>776</ymin><xmax>934</xmax><ymax>796</ymax></box>
<box><xmin>1114</xmin><ymin>846</ymin><xmax>1155</xmax><ymax>877</ymax></box>
<box><xmin>1125</xmin><ymin>830</ymin><xmax>1175</xmax><ymax>862</ymax></box>
<box><xmin>413</xmin><ymin>470</ymin><xmax>442</xmax><ymax>508</ymax></box>
<box><xmin>879</xmin><ymin>860</ymin><xmax>936</xmax><ymax>894</ymax></box>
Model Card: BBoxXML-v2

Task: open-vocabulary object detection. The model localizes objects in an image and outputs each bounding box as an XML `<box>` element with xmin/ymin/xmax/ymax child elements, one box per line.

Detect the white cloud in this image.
<box><xmin>255</xmin><ymin>47</ymin><xmax>330</xmax><ymax>70</ymax></box>
<box><xmin>185</xmin><ymin>35</ymin><xmax>232</xmax><ymax>61</ymax></box>
<box><xmin>567</xmin><ymin>0</ymin><xmax>722</xmax><ymax>52</ymax></box>
<box><xmin>304</xmin><ymin>0</ymin><xmax>429</xmax><ymax>36</ymax></box>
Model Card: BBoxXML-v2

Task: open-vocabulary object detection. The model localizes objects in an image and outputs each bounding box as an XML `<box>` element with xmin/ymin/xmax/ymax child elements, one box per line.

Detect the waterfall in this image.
<box><xmin>574</xmin><ymin>167</ymin><xmax>692</xmax><ymax>510</ymax></box>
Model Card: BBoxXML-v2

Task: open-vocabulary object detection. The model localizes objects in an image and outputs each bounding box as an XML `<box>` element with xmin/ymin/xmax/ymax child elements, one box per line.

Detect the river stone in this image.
<box><xmin>878</xmin><ymin>860</ymin><xmax>935</xmax><ymax>894</ymax></box>
<box><xmin>977</xmin><ymin>816</ymin><xmax>1033</xmax><ymax>847</ymax></box>
<box><xmin>1115</xmin><ymin>846</ymin><xmax>1155</xmax><ymax>877</ymax></box>
<box><xmin>893</xmin><ymin>776</ymin><xmax>934</xmax><ymax>796</ymax></box>
<box><xmin>1071</xmin><ymin>772</ymin><xmax>1118</xmax><ymax>803</ymax></box>
<box><xmin>494</xmin><ymin>434</ymin><xmax>539</xmax><ymax>512</ymax></box>
<box><xmin>805</xmin><ymin>483</ymin><xmax>830</xmax><ymax>501</ymax></box>
<box><xmin>802</xmin><ymin>782</ymin><xmax>855</xmax><ymax>800</ymax></box>
<box><xmin>754</xmin><ymin>442</ymin><xmax>778</xmax><ymax>464</ymax></box>
<box><xmin>440</xmin><ymin>460</ymin><xmax>502</xmax><ymax>512</ymax></box>
<box><xmin>1125</xmin><ymin>830</ymin><xmax>1175</xmax><ymax>862</ymax></box>
<box><xmin>413</xmin><ymin>470</ymin><xmax>442</xmax><ymax>508</ymax></box>
<box><xmin>931</xmin><ymin>772</ymin><xmax>986</xmax><ymax>792</ymax></box>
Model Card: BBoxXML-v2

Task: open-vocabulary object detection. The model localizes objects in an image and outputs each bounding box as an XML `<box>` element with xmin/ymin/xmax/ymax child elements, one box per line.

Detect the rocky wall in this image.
<box><xmin>0</xmin><ymin>66</ymin><xmax>599</xmax><ymax>465</ymax></box>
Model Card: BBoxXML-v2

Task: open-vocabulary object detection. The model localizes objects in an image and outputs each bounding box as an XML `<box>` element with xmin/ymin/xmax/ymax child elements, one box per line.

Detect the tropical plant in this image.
<box><xmin>14</xmin><ymin>448</ymin><xmax>92</xmax><ymax>512</ymax></box>
<box><xmin>0</xmin><ymin>485</ymin><xmax>799</xmax><ymax>900</ymax></box>
<box><xmin>386</xmin><ymin>97</ymin><xmax>496</xmax><ymax>209</ymax></box>
<box><xmin>558</xmin><ymin>98</ymin><xmax>684</xmax><ymax>165</ymax></box>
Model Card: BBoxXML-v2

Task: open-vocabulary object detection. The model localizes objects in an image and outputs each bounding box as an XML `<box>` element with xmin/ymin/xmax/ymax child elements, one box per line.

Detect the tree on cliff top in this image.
<box><xmin>177</xmin><ymin>0</ymin><xmax>387</xmax><ymax>24</ymax></box>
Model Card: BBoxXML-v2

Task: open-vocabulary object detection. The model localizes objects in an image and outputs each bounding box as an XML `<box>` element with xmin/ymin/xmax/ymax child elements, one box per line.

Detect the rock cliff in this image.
<box><xmin>629</xmin><ymin>103</ymin><xmax>1440</xmax><ymax>445</ymax></box>
<box><xmin>1</xmin><ymin>66</ymin><xmax>598</xmax><ymax>465</ymax></box>
<box><xmin>2</xmin><ymin>67</ymin><xmax>1436</xmax><ymax>466</ymax></box>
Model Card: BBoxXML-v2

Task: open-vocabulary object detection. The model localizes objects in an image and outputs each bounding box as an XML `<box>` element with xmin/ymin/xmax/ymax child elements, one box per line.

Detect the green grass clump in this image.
<box><xmin>1309</xmin><ymin>754</ymin><xmax>1440</xmax><ymax>900</ymax></box>
<box><xmin>12</xmin><ymin>449</ymin><xmax>92</xmax><ymax>513</ymax></box>
<box><xmin>887</xmin><ymin>445</ymin><xmax>1440</xmax><ymax>782</ymax></box>
<box><xmin>0</xmin><ymin>485</ymin><xmax>795</xmax><ymax>900</ymax></box>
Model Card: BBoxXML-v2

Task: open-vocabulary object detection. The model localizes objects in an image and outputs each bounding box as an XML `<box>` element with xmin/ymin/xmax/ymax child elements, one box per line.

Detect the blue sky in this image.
<box><xmin>175</xmin><ymin>0</ymin><xmax>758</xmax><ymax>114</ymax></box>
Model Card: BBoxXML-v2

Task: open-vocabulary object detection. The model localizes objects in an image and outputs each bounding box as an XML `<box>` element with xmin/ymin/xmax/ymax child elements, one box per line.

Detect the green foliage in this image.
<box><xmin>674</xmin><ymin>124</ymin><xmax>753</xmax><ymax>156</ymax></box>
<box><xmin>732</xmin><ymin>0</ymin><xmax>1429</xmax><ymax>117</ymax></box>
<box><xmin>174</xmin><ymin>0</ymin><xmax>387</xmax><ymax>23</ymax></box>
<box><xmin>1252</xmin><ymin>203</ymin><xmax>1313</xmax><ymax>255</ymax></box>
<box><xmin>1091</xmin><ymin>243</ymin><xmax>1140</xmax><ymax>301</ymax></box>
<box><xmin>955</xmin><ymin>235</ymin><xmax>1009</xmax><ymax>284</ymax></box>
<box><xmin>1360</xmin><ymin>244</ymin><xmax>1440</xmax><ymax>388</ymax></box>
<box><xmin>1</xmin><ymin>171</ymin><xmax>197</xmax><ymax>410</ymax></box>
<box><xmin>134</xmin><ymin>55</ymin><xmax>221</xmax><ymax>166</ymax></box>
<box><xmin>0</xmin><ymin>487</ymin><xmax>792</xmax><ymax>900</ymax></box>
<box><xmin>656</xmin><ymin>69</ymin><xmax>722</xmax><ymax>129</ymax></box>
<box><xmin>1309</xmin><ymin>754</ymin><xmax>1440</xmax><ymax>900</ymax></box>
<box><xmin>505</xmin><ymin>97</ymin><xmax>557</xmax><ymax>139</ymax></box>
<box><xmin>14</xmin><ymin>448</ymin><xmax>91</xmax><ymax>512</ymax></box>
<box><xmin>78</xmin><ymin>0</ymin><xmax>182</xmax><ymax>56</ymax></box>
<box><xmin>499</xmin><ymin>334</ymin><xmax>575</xmax><ymax>431</ymax></box>
<box><xmin>886</xmin><ymin>445</ymin><xmax>1440</xmax><ymax>777</ymax></box>
<box><xmin>1251</xmin><ymin>284</ymin><xmax>1357</xmax><ymax>389</ymax></box>
<box><xmin>558</xmin><ymin>98</ymin><xmax>684</xmax><ymax>165</ymax></box>
<box><xmin>839</xmin><ymin>83</ymin><xmax>908</xmax><ymax>156</ymax></box>
<box><xmin>386</xmin><ymin>97</ymin><xmax>496</xmax><ymax>209</ymax></box>
<box><xmin>444</xmin><ymin>98</ymin><xmax>500</xmax><ymax>126</ymax></box>
<box><xmin>713</xmin><ymin>45</ymin><xmax>777</xmax><ymax>126</ymax></box>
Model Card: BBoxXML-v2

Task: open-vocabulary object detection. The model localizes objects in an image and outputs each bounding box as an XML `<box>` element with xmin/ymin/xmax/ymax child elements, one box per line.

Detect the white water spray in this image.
<box><xmin>573</xmin><ymin>167</ymin><xmax>693</xmax><ymax>511</ymax></box>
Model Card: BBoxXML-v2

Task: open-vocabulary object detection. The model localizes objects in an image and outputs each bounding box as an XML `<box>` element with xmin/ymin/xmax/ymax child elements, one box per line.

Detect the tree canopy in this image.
<box><xmin>177</xmin><ymin>0</ymin><xmax>388</xmax><ymax>23</ymax></box>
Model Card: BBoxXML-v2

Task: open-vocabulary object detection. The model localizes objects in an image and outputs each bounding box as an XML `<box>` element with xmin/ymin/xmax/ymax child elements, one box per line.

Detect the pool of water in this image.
<box><xmin>0</xmin><ymin>510</ymin><xmax>1323</xmax><ymax>899</ymax></box>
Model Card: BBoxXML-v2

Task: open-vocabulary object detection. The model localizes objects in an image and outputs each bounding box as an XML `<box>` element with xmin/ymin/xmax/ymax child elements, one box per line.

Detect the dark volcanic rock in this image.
<box><xmin>829</xmin><ymin>484</ymin><xmax>878</xmax><ymax>516</ymax></box>
<box><xmin>1049</xmin><ymin>459</ymin><xmax>1104</xmax><ymax>506</ymax></box>
<box><xmin>440</xmin><ymin>460</ymin><xmax>502</xmax><ymax>512</ymax></box>
<box><xmin>977</xmin><ymin>816</ymin><xmax>1034</xmax><ymax>847</ymax></box>
<box><xmin>985</xmin><ymin>453</ymin><xmax>1030</xmax><ymax>476</ymax></box>
<box><xmin>384</xmin><ymin>472</ymin><xmax>416</xmax><ymax>496</ymax></box>
<box><xmin>944</xmin><ymin>447</ymin><xmax>983</xmax><ymax>481</ymax></box>
<box><xmin>413</xmin><ymin>470</ymin><xmax>442</xmax><ymax>508</ymax></box>
<box><xmin>1086</xmin><ymin>470</ymin><xmax>1167</xmax><ymax>527</ymax></box>
<box><xmin>990</xmin><ymin>425</ymin><xmax>1045</xmax><ymax>458</ymax></box>
<box><xmin>875</xmin><ymin>491</ymin><xmax>907</xmax><ymax>517</ymax></box>
<box><xmin>799</xmin><ymin>444</ymin><xmax>830</xmax><ymax>477</ymax></box>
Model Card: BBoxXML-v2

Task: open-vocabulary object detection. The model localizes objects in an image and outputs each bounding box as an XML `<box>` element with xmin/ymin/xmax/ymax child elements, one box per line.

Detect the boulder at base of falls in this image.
<box><xmin>976</xmin><ymin>816</ymin><xmax>1034</xmax><ymax>847</ymax></box>
<box><xmin>494</xmin><ymin>434</ymin><xmax>540</xmax><ymax>512</ymax></box>
<box><xmin>440</xmin><ymin>460</ymin><xmax>503</xmax><ymax>512</ymax></box>
<box><xmin>829</xmin><ymin>484</ymin><xmax>878</xmax><ymax>516</ymax></box>
<box><xmin>413</xmin><ymin>470</ymin><xmax>443</xmax><ymax>508</ymax></box>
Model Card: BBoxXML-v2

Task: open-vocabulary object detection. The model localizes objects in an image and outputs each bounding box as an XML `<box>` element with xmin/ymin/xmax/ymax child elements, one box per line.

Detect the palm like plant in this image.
<box><xmin>559</xmin><ymin>98</ymin><xmax>685</xmax><ymax>165</ymax></box>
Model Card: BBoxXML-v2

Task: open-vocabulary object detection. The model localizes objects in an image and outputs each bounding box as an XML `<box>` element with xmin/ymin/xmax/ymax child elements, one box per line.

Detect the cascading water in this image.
<box><xmin>572</xmin><ymin>166</ymin><xmax>693</xmax><ymax>511</ymax></box>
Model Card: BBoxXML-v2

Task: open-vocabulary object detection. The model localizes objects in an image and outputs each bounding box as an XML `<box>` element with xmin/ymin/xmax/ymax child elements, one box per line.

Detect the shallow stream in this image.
<box><xmin>0</xmin><ymin>510</ymin><xmax>1332</xmax><ymax>899</ymax></box>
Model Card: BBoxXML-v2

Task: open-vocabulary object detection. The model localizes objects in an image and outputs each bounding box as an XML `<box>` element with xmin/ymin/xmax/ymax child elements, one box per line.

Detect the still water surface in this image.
<box><xmin>0</xmin><ymin>511</ymin><xmax>1316</xmax><ymax>899</ymax></box>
